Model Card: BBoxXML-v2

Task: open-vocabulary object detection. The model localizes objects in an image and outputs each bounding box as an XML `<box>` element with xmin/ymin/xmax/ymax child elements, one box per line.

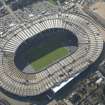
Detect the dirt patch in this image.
<box><xmin>90</xmin><ymin>1</ymin><xmax>105</xmax><ymax>20</ymax></box>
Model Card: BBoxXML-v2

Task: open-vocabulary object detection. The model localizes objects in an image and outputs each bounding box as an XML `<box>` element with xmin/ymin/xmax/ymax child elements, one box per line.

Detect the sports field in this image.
<box><xmin>29</xmin><ymin>29</ymin><xmax>70</xmax><ymax>70</ymax></box>
<box><xmin>28</xmin><ymin>30</ymin><xmax>70</xmax><ymax>71</ymax></box>
<box><xmin>48</xmin><ymin>0</ymin><xmax>57</xmax><ymax>5</ymax></box>
<box><xmin>15</xmin><ymin>28</ymin><xmax>77</xmax><ymax>72</ymax></box>
<box><xmin>31</xmin><ymin>47</ymin><xmax>68</xmax><ymax>70</ymax></box>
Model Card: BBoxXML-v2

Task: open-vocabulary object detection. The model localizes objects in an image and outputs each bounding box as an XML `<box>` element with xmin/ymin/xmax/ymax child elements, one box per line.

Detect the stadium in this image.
<box><xmin>0</xmin><ymin>13</ymin><xmax>103</xmax><ymax>96</ymax></box>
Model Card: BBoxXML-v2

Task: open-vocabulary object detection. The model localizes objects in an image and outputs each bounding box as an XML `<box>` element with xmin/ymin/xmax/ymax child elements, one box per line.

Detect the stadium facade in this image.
<box><xmin>0</xmin><ymin>13</ymin><xmax>103</xmax><ymax>96</ymax></box>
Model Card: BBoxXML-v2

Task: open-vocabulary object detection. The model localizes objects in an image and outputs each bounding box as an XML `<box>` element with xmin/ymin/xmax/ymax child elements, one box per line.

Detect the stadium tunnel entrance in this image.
<box><xmin>14</xmin><ymin>28</ymin><xmax>78</xmax><ymax>73</ymax></box>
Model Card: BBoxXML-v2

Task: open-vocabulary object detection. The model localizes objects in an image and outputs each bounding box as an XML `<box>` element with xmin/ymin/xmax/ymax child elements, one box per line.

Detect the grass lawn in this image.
<box><xmin>14</xmin><ymin>28</ymin><xmax>76</xmax><ymax>73</ymax></box>
<box><xmin>31</xmin><ymin>47</ymin><xmax>68</xmax><ymax>70</ymax></box>
<box><xmin>18</xmin><ymin>28</ymin><xmax>73</xmax><ymax>71</ymax></box>
<box><xmin>48</xmin><ymin>0</ymin><xmax>57</xmax><ymax>5</ymax></box>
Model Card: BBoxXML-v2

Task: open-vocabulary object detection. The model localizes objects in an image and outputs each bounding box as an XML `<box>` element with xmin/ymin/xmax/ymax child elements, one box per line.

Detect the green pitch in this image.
<box><xmin>14</xmin><ymin>28</ymin><xmax>77</xmax><ymax>73</ymax></box>
<box><xmin>27</xmin><ymin>30</ymin><xmax>70</xmax><ymax>71</ymax></box>
<box><xmin>48</xmin><ymin>0</ymin><xmax>57</xmax><ymax>5</ymax></box>
<box><xmin>31</xmin><ymin>47</ymin><xmax>68</xmax><ymax>70</ymax></box>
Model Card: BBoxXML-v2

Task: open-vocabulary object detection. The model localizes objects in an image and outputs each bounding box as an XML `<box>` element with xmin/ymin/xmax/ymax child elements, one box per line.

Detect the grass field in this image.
<box><xmin>28</xmin><ymin>29</ymin><xmax>71</xmax><ymax>71</ymax></box>
<box><xmin>31</xmin><ymin>47</ymin><xmax>68</xmax><ymax>70</ymax></box>
<box><xmin>14</xmin><ymin>28</ymin><xmax>77</xmax><ymax>73</ymax></box>
<box><xmin>48</xmin><ymin>0</ymin><xmax>57</xmax><ymax>5</ymax></box>
<box><xmin>15</xmin><ymin>28</ymin><xmax>73</xmax><ymax>72</ymax></box>
<box><xmin>30</xmin><ymin>34</ymin><xmax>70</xmax><ymax>70</ymax></box>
